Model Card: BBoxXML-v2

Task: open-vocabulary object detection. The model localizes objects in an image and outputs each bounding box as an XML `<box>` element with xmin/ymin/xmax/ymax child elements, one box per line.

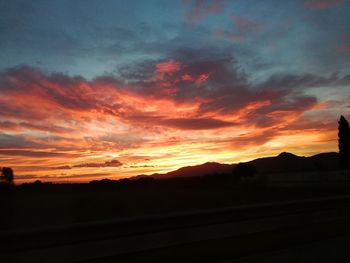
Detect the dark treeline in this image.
<box><xmin>11</xmin><ymin>170</ymin><xmax>260</xmax><ymax>194</ymax></box>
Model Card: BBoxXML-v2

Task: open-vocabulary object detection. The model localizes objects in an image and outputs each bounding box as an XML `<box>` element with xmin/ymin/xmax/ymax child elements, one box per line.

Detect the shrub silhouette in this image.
<box><xmin>1</xmin><ymin>167</ymin><xmax>14</xmax><ymax>184</ymax></box>
<box><xmin>338</xmin><ymin>115</ymin><xmax>350</xmax><ymax>169</ymax></box>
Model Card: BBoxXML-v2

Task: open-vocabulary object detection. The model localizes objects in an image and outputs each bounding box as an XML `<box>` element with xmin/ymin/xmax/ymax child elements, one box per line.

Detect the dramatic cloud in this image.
<box><xmin>1</xmin><ymin>0</ymin><xmax>349</xmax><ymax>182</ymax></box>
<box><xmin>0</xmin><ymin>1</ymin><xmax>350</xmax><ymax>181</ymax></box>
<box><xmin>0</xmin><ymin>49</ymin><xmax>344</xmax><ymax>183</ymax></box>
<box><xmin>155</xmin><ymin>60</ymin><xmax>182</xmax><ymax>74</ymax></box>
<box><xmin>0</xmin><ymin>56</ymin><xmax>344</xmax><ymax>139</ymax></box>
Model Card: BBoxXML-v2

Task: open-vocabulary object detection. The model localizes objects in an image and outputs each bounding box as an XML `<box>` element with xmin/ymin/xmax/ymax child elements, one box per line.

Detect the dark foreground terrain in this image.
<box><xmin>1</xmin><ymin>174</ymin><xmax>350</xmax><ymax>231</ymax></box>
<box><xmin>1</xmin><ymin>151</ymin><xmax>345</xmax><ymax>230</ymax></box>
<box><xmin>1</xmin><ymin>194</ymin><xmax>350</xmax><ymax>262</ymax></box>
<box><xmin>1</xmin><ymin>173</ymin><xmax>350</xmax><ymax>262</ymax></box>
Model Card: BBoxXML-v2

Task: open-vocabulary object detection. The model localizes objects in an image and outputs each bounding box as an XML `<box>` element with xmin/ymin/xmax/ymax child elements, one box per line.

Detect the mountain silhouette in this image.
<box><xmin>135</xmin><ymin>152</ymin><xmax>339</xmax><ymax>180</ymax></box>
<box><xmin>157</xmin><ymin>162</ymin><xmax>234</xmax><ymax>179</ymax></box>
<box><xmin>247</xmin><ymin>152</ymin><xmax>339</xmax><ymax>174</ymax></box>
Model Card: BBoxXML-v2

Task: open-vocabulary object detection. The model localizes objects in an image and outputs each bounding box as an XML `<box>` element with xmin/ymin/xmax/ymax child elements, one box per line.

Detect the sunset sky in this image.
<box><xmin>1</xmin><ymin>0</ymin><xmax>350</xmax><ymax>183</ymax></box>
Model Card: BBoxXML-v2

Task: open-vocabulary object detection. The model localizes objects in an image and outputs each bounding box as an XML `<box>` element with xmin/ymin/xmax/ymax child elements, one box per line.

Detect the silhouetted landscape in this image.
<box><xmin>1</xmin><ymin>116</ymin><xmax>350</xmax><ymax>231</ymax></box>
<box><xmin>1</xmin><ymin>1</ymin><xmax>350</xmax><ymax>261</ymax></box>
<box><xmin>133</xmin><ymin>151</ymin><xmax>340</xmax><ymax>180</ymax></box>
<box><xmin>2</xmin><ymin>149</ymin><xmax>350</xmax><ymax>262</ymax></box>
<box><xmin>2</xmin><ymin>116</ymin><xmax>350</xmax><ymax>262</ymax></box>
<box><xmin>1</xmin><ymin>151</ymin><xmax>349</xmax><ymax>231</ymax></box>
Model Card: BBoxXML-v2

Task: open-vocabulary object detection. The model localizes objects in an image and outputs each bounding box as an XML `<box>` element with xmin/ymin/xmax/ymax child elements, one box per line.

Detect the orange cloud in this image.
<box><xmin>0</xmin><ymin>60</ymin><xmax>346</xmax><ymax>183</ymax></box>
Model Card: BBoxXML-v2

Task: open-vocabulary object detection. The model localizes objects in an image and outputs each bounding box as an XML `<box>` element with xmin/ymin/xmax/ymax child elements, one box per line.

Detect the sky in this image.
<box><xmin>0</xmin><ymin>0</ymin><xmax>350</xmax><ymax>183</ymax></box>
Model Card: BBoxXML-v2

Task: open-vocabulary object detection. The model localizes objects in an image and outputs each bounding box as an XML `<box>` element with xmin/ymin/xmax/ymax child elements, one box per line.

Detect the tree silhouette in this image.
<box><xmin>338</xmin><ymin>115</ymin><xmax>350</xmax><ymax>169</ymax></box>
<box><xmin>1</xmin><ymin>167</ymin><xmax>14</xmax><ymax>184</ymax></box>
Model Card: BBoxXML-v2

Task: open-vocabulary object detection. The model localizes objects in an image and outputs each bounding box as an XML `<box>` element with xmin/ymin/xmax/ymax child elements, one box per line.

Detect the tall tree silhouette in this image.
<box><xmin>1</xmin><ymin>167</ymin><xmax>14</xmax><ymax>184</ymax></box>
<box><xmin>1</xmin><ymin>167</ymin><xmax>13</xmax><ymax>184</ymax></box>
<box><xmin>338</xmin><ymin>115</ymin><xmax>350</xmax><ymax>169</ymax></box>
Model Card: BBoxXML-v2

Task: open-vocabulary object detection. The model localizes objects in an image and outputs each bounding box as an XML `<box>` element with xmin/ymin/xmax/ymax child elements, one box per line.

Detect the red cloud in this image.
<box><xmin>195</xmin><ymin>73</ymin><xmax>210</xmax><ymax>85</ymax></box>
<box><xmin>305</xmin><ymin>0</ymin><xmax>342</xmax><ymax>9</ymax></box>
<box><xmin>1</xmin><ymin>56</ymin><xmax>347</xmax><ymax>182</ymax></box>
<box><xmin>184</xmin><ymin>0</ymin><xmax>224</xmax><ymax>23</ymax></box>
<box><xmin>181</xmin><ymin>74</ymin><xmax>195</xmax><ymax>81</ymax></box>
<box><xmin>2</xmin><ymin>61</ymin><xmax>345</xmax><ymax>136</ymax></box>
<box><xmin>337</xmin><ymin>44</ymin><xmax>350</xmax><ymax>54</ymax></box>
<box><xmin>155</xmin><ymin>59</ymin><xmax>181</xmax><ymax>74</ymax></box>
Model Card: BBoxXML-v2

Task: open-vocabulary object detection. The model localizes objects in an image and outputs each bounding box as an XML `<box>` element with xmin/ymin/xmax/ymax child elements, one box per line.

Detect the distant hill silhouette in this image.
<box><xmin>157</xmin><ymin>162</ymin><xmax>234</xmax><ymax>179</ymax></box>
<box><xmin>133</xmin><ymin>162</ymin><xmax>234</xmax><ymax>180</ymax></box>
<box><xmin>247</xmin><ymin>152</ymin><xmax>339</xmax><ymax>174</ymax></box>
<box><xmin>135</xmin><ymin>152</ymin><xmax>339</xmax><ymax>180</ymax></box>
